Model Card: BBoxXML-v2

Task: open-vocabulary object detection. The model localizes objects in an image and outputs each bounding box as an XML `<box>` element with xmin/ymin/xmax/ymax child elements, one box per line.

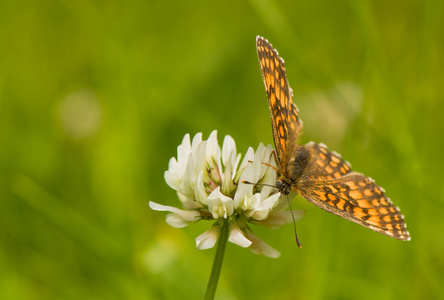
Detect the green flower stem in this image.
<box><xmin>204</xmin><ymin>219</ymin><xmax>229</xmax><ymax>300</ymax></box>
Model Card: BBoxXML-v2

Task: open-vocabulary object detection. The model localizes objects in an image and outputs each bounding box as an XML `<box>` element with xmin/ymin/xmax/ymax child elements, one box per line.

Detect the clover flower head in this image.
<box><xmin>150</xmin><ymin>130</ymin><xmax>304</xmax><ymax>258</ymax></box>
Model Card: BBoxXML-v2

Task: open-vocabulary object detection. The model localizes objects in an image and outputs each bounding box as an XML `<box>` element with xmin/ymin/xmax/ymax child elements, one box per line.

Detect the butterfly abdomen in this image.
<box><xmin>287</xmin><ymin>146</ymin><xmax>310</xmax><ymax>179</ymax></box>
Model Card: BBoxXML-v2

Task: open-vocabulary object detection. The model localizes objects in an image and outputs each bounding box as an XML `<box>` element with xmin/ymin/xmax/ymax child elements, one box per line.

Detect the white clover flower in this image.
<box><xmin>150</xmin><ymin>130</ymin><xmax>304</xmax><ymax>258</ymax></box>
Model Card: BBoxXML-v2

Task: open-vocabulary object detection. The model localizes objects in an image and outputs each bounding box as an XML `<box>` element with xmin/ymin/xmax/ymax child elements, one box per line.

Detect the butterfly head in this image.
<box><xmin>275</xmin><ymin>179</ymin><xmax>291</xmax><ymax>195</ymax></box>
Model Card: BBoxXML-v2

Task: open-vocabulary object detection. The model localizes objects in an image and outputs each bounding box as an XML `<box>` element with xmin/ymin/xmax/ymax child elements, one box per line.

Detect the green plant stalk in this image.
<box><xmin>204</xmin><ymin>220</ymin><xmax>229</xmax><ymax>300</ymax></box>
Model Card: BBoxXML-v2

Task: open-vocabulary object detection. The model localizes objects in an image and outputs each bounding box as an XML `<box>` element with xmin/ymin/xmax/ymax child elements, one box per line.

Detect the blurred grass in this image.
<box><xmin>1</xmin><ymin>0</ymin><xmax>443</xmax><ymax>299</ymax></box>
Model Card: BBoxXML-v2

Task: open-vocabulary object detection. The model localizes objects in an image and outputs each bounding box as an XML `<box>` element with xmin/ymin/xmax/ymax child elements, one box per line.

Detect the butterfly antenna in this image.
<box><xmin>286</xmin><ymin>194</ymin><xmax>302</xmax><ymax>249</ymax></box>
<box><xmin>241</xmin><ymin>180</ymin><xmax>276</xmax><ymax>188</ymax></box>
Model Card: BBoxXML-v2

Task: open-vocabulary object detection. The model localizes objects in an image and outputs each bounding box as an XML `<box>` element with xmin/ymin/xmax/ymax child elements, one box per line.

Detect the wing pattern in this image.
<box><xmin>256</xmin><ymin>36</ymin><xmax>410</xmax><ymax>241</ymax></box>
<box><xmin>256</xmin><ymin>36</ymin><xmax>302</xmax><ymax>167</ymax></box>
<box><xmin>298</xmin><ymin>142</ymin><xmax>410</xmax><ymax>240</ymax></box>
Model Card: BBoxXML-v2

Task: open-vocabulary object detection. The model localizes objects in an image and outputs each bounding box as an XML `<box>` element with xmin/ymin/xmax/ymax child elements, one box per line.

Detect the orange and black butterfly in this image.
<box><xmin>256</xmin><ymin>36</ymin><xmax>410</xmax><ymax>243</ymax></box>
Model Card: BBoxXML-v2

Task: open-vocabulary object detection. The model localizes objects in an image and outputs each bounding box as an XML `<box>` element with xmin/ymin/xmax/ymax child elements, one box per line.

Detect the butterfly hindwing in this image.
<box><xmin>297</xmin><ymin>142</ymin><xmax>410</xmax><ymax>240</ymax></box>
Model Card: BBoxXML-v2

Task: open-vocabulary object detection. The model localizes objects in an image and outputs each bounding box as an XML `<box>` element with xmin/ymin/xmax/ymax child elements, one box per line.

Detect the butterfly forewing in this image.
<box><xmin>256</xmin><ymin>36</ymin><xmax>302</xmax><ymax>167</ymax></box>
<box><xmin>298</xmin><ymin>142</ymin><xmax>410</xmax><ymax>240</ymax></box>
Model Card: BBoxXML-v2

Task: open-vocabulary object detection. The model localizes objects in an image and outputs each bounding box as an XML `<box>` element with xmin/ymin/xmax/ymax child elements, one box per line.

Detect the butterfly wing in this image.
<box><xmin>297</xmin><ymin>142</ymin><xmax>410</xmax><ymax>241</ymax></box>
<box><xmin>256</xmin><ymin>36</ymin><xmax>302</xmax><ymax>166</ymax></box>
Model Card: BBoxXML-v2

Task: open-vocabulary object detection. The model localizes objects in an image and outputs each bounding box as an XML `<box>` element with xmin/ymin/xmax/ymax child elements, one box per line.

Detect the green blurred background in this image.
<box><xmin>1</xmin><ymin>0</ymin><xmax>443</xmax><ymax>299</ymax></box>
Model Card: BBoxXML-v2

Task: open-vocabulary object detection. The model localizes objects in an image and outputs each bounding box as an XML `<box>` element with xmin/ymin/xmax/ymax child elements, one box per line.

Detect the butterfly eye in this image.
<box><xmin>275</xmin><ymin>180</ymin><xmax>284</xmax><ymax>189</ymax></box>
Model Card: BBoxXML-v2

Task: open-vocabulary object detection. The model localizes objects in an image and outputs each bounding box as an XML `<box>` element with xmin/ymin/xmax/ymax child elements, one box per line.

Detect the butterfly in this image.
<box><xmin>256</xmin><ymin>36</ymin><xmax>410</xmax><ymax>243</ymax></box>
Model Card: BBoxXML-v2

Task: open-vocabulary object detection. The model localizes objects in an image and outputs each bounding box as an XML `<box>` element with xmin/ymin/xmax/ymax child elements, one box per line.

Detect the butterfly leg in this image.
<box><xmin>260</xmin><ymin>150</ymin><xmax>280</xmax><ymax>172</ymax></box>
<box><xmin>261</xmin><ymin>161</ymin><xmax>279</xmax><ymax>172</ymax></box>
